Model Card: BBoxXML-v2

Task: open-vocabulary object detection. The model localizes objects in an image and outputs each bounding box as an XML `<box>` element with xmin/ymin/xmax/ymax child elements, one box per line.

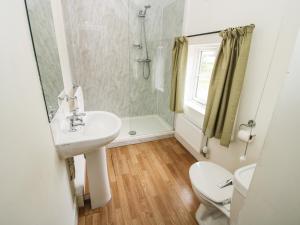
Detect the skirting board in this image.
<box><xmin>108</xmin><ymin>131</ymin><xmax>175</xmax><ymax>148</ymax></box>
<box><xmin>73</xmin><ymin>202</ymin><xmax>78</xmax><ymax>225</ymax></box>
<box><xmin>174</xmin><ymin>132</ymin><xmax>206</xmax><ymax>161</ymax></box>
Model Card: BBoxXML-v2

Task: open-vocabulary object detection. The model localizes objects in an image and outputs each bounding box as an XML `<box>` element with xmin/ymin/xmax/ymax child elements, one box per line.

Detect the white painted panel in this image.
<box><xmin>175</xmin><ymin>114</ymin><xmax>203</xmax><ymax>153</ymax></box>
<box><xmin>0</xmin><ymin>1</ymin><xmax>77</xmax><ymax>224</ymax></box>
<box><xmin>239</xmin><ymin>27</ymin><xmax>300</xmax><ymax>225</ymax></box>
<box><xmin>176</xmin><ymin>0</ymin><xmax>300</xmax><ymax>171</ymax></box>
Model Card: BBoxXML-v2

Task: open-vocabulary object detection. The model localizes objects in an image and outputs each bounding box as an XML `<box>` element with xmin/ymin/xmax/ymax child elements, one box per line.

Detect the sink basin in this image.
<box><xmin>51</xmin><ymin>111</ymin><xmax>121</xmax><ymax>159</ymax></box>
<box><xmin>233</xmin><ymin>164</ymin><xmax>256</xmax><ymax>197</ymax></box>
<box><xmin>51</xmin><ymin>110</ymin><xmax>121</xmax><ymax>209</ymax></box>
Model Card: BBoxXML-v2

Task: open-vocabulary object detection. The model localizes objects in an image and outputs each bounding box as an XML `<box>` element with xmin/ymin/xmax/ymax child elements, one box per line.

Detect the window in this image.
<box><xmin>183</xmin><ymin>36</ymin><xmax>221</xmax><ymax>128</ymax></box>
<box><xmin>185</xmin><ymin>43</ymin><xmax>220</xmax><ymax>113</ymax></box>
<box><xmin>190</xmin><ymin>45</ymin><xmax>219</xmax><ymax>106</ymax></box>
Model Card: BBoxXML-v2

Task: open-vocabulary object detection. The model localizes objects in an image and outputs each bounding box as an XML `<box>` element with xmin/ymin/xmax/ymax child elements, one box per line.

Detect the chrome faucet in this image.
<box><xmin>67</xmin><ymin>108</ymin><xmax>86</xmax><ymax>132</ymax></box>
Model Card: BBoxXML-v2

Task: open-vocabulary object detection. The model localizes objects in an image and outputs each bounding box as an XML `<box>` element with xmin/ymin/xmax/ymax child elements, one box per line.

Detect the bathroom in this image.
<box><xmin>0</xmin><ymin>0</ymin><xmax>300</xmax><ymax>225</ymax></box>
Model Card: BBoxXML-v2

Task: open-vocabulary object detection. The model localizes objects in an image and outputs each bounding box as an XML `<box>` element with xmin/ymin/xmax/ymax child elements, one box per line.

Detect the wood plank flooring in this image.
<box><xmin>78</xmin><ymin>138</ymin><xmax>199</xmax><ymax>225</ymax></box>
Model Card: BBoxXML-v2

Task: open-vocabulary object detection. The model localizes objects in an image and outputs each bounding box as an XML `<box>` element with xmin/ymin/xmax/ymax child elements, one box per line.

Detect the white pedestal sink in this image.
<box><xmin>51</xmin><ymin>111</ymin><xmax>121</xmax><ymax>209</ymax></box>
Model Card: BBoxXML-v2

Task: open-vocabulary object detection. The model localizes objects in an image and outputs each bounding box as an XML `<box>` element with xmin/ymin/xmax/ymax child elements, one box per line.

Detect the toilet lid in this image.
<box><xmin>189</xmin><ymin>162</ymin><xmax>233</xmax><ymax>204</ymax></box>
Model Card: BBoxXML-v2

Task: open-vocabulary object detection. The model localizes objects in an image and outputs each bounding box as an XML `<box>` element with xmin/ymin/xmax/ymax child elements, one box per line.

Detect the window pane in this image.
<box><xmin>195</xmin><ymin>50</ymin><xmax>217</xmax><ymax>104</ymax></box>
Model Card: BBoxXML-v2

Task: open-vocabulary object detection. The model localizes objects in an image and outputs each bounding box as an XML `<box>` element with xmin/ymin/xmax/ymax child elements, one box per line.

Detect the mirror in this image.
<box><xmin>25</xmin><ymin>0</ymin><xmax>64</xmax><ymax>121</ymax></box>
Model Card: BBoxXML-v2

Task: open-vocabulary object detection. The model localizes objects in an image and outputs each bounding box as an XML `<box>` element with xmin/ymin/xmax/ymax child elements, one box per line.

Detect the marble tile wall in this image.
<box><xmin>62</xmin><ymin>0</ymin><xmax>185</xmax><ymax>126</ymax></box>
<box><xmin>62</xmin><ymin>0</ymin><xmax>131</xmax><ymax>116</ymax></box>
<box><xmin>26</xmin><ymin>0</ymin><xmax>64</xmax><ymax>115</ymax></box>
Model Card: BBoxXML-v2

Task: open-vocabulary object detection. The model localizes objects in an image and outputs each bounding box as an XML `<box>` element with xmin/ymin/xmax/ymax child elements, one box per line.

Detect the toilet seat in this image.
<box><xmin>189</xmin><ymin>161</ymin><xmax>234</xmax><ymax>217</ymax></box>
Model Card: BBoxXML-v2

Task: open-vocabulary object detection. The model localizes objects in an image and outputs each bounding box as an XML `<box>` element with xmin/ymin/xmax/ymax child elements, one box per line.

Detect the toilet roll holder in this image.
<box><xmin>239</xmin><ymin>119</ymin><xmax>257</xmax><ymax>141</ymax></box>
<box><xmin>239</xmin><ymin>120</ymin><xmax>256</xmax><ymax>161</ymax></box>
<box><xmin>239</xmin><ymin>120</ymin><xmax>256</xmax><ymax>130</ymax></box>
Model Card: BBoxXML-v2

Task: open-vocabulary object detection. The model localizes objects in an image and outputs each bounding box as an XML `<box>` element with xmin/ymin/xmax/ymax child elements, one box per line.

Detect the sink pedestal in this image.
<box><xmin>85</xmin><ymin>146</ymin><xmax>111</xmax><ymax>209</ymax></box>
<box><xmin>51</xmin><ymin>111</ymin><xmax>121</xmax><ymax>208</ymax></box>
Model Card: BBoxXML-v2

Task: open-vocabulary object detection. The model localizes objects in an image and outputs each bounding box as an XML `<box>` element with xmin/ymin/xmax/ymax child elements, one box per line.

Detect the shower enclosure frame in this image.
<box><xmin>110</xmin><ymin>2</ymin><xmax>179</xmax><ymax>147</ymax></box>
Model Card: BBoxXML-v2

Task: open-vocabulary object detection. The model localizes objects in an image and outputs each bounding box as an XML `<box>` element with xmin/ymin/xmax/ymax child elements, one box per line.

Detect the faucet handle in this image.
<box><xmin>71</xmin><ymin>108</ymin><xmax>86</xmax><ymax>117</ymax></box>
<box><xmin>66</xmin><ymin>95</ymin><xmax>77</xmax><ymax>102</ymax></box>
<box><xmin>66</xmin><ymin>108</ymin><xmax>79</xmax><ymax>120</ymax></box>
<box><xmin>71</xmin><ymin>107</ymin><xmax>79</xmax><ymax>114</ymax></box>
<box><xmin>76</xmin><ymin>112</ymin><xmax>86</xmax><ymax>117</ymax></box>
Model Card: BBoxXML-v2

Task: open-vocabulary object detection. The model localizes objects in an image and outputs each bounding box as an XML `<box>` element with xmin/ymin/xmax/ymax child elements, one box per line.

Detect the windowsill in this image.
<box><xmin>186</xmin><ymin>100</ymin><xmax>206</xmax><ymax>115</ymax></box>
<box><xmin>183</xmin><ymin>100</ymin><xmax>206</xmax><ymax>129</ymax></box>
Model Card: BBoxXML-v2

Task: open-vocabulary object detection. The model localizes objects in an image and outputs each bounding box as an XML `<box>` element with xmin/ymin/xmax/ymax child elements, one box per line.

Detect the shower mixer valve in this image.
<box><xmin>133</xmin><ymin>43</ymin><xmax>142</xmax><ymax>49</ymax></box>
<box><xmin>136</xmin><ymin>58</ymin><xmax>151</xmax><ymax>63</ymax></box>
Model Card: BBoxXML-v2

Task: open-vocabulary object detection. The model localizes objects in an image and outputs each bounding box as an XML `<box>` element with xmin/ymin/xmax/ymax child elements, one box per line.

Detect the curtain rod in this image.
<box><xmin>187</xmin><ymin>30</ymin><xmax>221</xmax><ymax>38</ymax></box>
<box><xmin>187</xmin><ymin>24</ymin><xmax>255</xmax><ymax>38</ymax></box>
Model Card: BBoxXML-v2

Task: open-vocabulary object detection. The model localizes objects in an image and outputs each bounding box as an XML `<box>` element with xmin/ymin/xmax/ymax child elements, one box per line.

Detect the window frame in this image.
<box><xmin>189</xmin><ymin>44</ymin><xmax>220</xmax><ymax>107</ymax></box>
<box><xmin>183</xmin><ymin>34</ymin><xmax>221</xmax><ymax>129</ymax></box>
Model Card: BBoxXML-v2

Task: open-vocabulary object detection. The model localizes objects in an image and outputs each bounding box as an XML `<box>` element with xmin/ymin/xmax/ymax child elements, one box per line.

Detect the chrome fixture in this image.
<box><xmin>48</xmin><ymin>109</ymin><xmax>56</xmax><ymax>121</ymax></box>
<box><xmin>58</xmin><ymin>94</ymin><xmax>66</xmax><ymax>101</ymax></box>
<box><xmin>57</xmin><ymin>85</ymin><xmax>79</xmax><ymax>101</ymax></box>
<box><xmin>58</xmin><ymin>94</ymin><xmax>77</xmax><ymax>102</ymax></box>
<box><xmin>133</xmin><ymin>43</ymin><xmax>142</xmax><ymax>49</ymax></box>
<box><xmin>136</xmin><ymin>5</ymin><xmax>151</xmax><ymax>80</ymax></box>
<box><xmin>67</xmin><ymin>108</ymin><xmax>86</xmax><ymax>132</ymax></box>
<box><xmin>138</xmin><ymin>5</ymin><xmax>151</xmax><ymax>17</ymax></box>
<box><xmin>66</xmin><ymin>95</ymin><xmax>77</xmax><ymax>102</ymax></box>
<box><xmin>136</xmin><ymin>58</ymin><xmax>151</xmax><ymax>63</ymax></box>
<box><xmin>239</xmin><ymin>119</ymin><xmax>256</xmax><ymax>161</ymax></box>
<box><xmin>128</xmin><ymin>130</ymin><xmax>137</xmax><ymax>136</ymax></box>
<box><xmin>239</xmin><ymin>120</ymin><xmax>256</xmax><ymax>129</ymax></box>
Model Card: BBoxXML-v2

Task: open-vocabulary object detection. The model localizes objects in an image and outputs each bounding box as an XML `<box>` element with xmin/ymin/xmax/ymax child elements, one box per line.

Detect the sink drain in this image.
<box><xmin>128</xmin><ymin>130</ymin><xmax>137</xmax><ymax>136</ymax></box>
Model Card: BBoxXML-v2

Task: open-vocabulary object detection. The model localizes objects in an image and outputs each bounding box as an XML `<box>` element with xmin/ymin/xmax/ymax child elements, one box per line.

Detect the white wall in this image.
<box><xmin>238</xmin><ymin>28</ymin><xmax>300</xmax><ymax>225</ymax></box>
<box><xmin>0</xmin><ymin>1</ymin><xmax>77</xmax><ymax>225</ymax></box>
<box><xmin>176</xmin><ymin>0</ymin><xmax>300</xmax><ymax>171</ymax></box>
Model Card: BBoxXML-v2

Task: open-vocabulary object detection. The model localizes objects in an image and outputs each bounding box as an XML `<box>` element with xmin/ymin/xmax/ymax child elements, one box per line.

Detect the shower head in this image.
<box><xmin>138</xmin><ymin>5</ymin><xmax>151</xmax><ymax>17</ymax></box>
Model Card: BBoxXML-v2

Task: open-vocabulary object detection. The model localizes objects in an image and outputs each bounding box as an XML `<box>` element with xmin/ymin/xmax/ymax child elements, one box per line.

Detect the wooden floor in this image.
<box><xmin>78</xmin><ymin>138</ymin><xmax>199</xmax><ymax>225</ymax></box>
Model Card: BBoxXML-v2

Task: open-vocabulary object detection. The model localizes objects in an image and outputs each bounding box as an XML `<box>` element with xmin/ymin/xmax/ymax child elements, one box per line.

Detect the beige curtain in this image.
<box><xmin>170</xmin><ymin>37</ymin><xmax>188</xmax><ymax>112</ymax></box>
<box><xmin>203</xmin><ymin>24</ymin><xmax>255</xmax><ymax>147</ymax></box>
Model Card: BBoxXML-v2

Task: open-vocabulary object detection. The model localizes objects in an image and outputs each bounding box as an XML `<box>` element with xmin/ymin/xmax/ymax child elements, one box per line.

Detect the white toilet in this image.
<box><xmin>189</xmin><ymin>161</ymin><xmax>256</xmax><ymax>225</ymax></box>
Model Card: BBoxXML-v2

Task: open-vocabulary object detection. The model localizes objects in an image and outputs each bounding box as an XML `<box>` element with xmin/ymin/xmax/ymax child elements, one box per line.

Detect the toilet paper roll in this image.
<box><xmin>238</xmin><ymin>130</ymin><xmax>255</xmax><ymax>143</ymax></box>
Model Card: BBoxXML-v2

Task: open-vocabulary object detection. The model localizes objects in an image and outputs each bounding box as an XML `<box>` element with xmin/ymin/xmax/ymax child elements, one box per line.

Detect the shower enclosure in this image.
<box><xmin>61</xmin><ymin>0</ymin><xmax>185</xmax><ymax>144</ymax></box>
